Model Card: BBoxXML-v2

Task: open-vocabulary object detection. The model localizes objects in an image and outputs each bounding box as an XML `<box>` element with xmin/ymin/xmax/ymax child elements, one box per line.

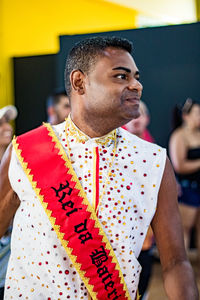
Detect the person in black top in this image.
<box><xmin>169</xmin><ymin>98</ymin><xmax>200</xmax><ymax>263</ymax></box>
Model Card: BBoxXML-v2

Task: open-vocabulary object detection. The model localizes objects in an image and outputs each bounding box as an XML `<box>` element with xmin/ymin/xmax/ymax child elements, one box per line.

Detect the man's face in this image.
<box><xmin>83</xmin><ymin>47</ymin><xmax>143</xmax><ymax>124</ymax></box>
<box><xmin>0</xmin><ymin>116</ymin><xmax>13</xmax><ymax>147</ymax></box>
<box><xmin>54</xmin><ymin>96</ymin><xmax>70</xmax><ymax>124</ymax></box>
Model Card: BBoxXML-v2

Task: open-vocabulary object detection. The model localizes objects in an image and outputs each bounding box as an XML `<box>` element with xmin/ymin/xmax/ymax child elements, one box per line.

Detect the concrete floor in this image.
<box><xmin>147</xmin><ymin>251</ymin><xmax>200</xmax><ymax>300</ymax></box>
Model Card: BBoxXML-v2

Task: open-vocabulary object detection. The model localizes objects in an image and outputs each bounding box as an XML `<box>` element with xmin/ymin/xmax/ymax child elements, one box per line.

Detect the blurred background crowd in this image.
<box><xmin>0</xmin><ymin>0</ymin><xmax>200</xmax><ymax>299</ymax></box>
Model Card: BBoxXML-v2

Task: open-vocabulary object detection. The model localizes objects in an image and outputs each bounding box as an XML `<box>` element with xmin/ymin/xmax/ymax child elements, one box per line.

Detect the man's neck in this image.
<box><xmin>70</xmin><ymin>114</ymin><xmax>119</xmax><ymax>138</ymax></box>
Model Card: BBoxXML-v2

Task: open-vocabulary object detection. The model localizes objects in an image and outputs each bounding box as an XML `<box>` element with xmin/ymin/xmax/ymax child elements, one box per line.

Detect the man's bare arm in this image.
<box><xmin>0</xmin><ymin>144</ymin><xmax>20</xmax><ymax>238</ymax></box>
<box><xmin>151</xmin><ymin>157</ymin><xmax>199</xmax><ymax>300</ymax></box>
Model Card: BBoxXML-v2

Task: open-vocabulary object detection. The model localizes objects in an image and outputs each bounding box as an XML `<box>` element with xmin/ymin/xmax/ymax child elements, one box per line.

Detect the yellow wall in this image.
<box><xmin>0</xmin><ymin>0</ymin><xmax>138</xmax><ymax>108</ymax></box>
<box><xmin>196</xmin><ymin>0</ymin><xmax>200</xmax><ymax>20</ymax></box>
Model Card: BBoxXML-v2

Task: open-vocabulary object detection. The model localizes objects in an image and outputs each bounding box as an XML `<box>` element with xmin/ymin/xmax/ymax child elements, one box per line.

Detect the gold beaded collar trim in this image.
<box><xmin>65</xmin><ymin>115</ymin><xmax>116</xmax><ymax>147</ymax></box>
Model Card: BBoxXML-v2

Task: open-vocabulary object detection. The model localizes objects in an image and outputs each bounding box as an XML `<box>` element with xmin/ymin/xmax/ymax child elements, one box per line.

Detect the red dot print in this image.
<box><xmin>143</xmin><ymin>160</ymin><xmax>146</xmax><ymax>163</ymax></box>
<box><xmin>153</xmin><ymin>153</ymin><xmax>157</xmax><ymax>156</ymax></box>
<box><xmin>18</xmin><ymin>179</ymin><xmax>21</xmax><ymax>182</ymax></box>
<box><xmin>126</xmin><ymin>186</ymin><xmax>130</xmax><ymax>190</ymax></box>
<box><xmin>141</xmin><ymin>191</ymin><xmax>144</xmax><ymax>195</ymax></box>
<box><xmin>65</xmin><ymin>270</ymin><xmax>69</xmax><ymax>275</ymax></box>
<box><xmin>143</xmin><ymin>173</ymin><xmax>147</xmax><ymax>177</ymax></box>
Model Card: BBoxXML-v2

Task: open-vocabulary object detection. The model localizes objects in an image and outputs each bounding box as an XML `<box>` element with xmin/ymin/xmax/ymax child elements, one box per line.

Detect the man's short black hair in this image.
<box><xmin>64</xmin><ymin>36</ymin><xmax>133</xmax><ymax>96</ymax></box>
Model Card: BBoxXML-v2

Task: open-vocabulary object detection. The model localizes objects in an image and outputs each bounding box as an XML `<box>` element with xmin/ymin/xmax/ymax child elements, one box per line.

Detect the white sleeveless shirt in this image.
<box><xmin>5</xmin><ymin>119</ymin><xmax>166</xmax><ymax>300</ymax></box>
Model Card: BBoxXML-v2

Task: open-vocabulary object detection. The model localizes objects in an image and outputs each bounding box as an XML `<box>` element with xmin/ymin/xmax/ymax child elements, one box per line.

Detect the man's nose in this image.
<box><xmin>128</xmin><ymin>78</ymin><xmax>143</xmax><ymax>94</ymax></box>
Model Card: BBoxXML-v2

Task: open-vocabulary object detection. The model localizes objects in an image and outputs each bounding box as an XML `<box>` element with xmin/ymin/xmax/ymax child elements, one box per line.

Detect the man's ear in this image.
<box><xmin>70</xmin><ymin>70</ymin><xmax>86</xmax><ymax>95</ymax></box>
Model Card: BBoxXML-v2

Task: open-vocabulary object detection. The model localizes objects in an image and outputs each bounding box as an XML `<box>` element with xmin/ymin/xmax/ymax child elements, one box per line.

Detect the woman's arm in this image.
<box><xmin>169</xmin><ymin>131</ymin><xmax>200</xmax><ymax>174</ymax></box>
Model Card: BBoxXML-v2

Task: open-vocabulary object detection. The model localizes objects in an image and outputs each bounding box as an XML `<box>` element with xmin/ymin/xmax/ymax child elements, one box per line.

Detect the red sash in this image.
<box><xmin>13</xmin><ymin>123</ymin><xmax>132</xmax><ymax>300</ymax></box>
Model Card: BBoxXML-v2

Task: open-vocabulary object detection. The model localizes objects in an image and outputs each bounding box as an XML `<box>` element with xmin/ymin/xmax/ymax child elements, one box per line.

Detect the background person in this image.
<box><xmin>0</xmin><ymin>105</ymin><xmax>17</xmax><ymax>300</ymax></box>
<box><xmin>46</xmin><ymin>89</ymin><xmax>70</xmax><ymax>125</ymax></box>
<box><xmin>123</xmin><ymin>100</ymin><xmax>154</xmax><ymax>143</ymax></box>
<box><xmin>169</xmin><ymin>98</ymin><xmax>200</xmax><ymax>265</ymax></box>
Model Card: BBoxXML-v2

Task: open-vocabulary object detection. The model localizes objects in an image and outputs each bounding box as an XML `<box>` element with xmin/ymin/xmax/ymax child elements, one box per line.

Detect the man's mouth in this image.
<box><xmin>125</xmin><ymin>97</ymin><xmax>140</xmax><ymax>103</ymax></box>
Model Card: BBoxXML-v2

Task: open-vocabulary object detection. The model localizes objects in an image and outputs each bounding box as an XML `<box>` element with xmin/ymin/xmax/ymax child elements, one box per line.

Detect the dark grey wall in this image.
<box><xmin>14</xmin><ymin>23</ymin><xmax>200</xmax><ymax>147</ymax></box>
<box><xmin>56</xmin><ymin>22</ymin><xmax>200</xmax><ymax>148</ymax></box>
<box><xmin>13</xmin><ymin>54</ymin><xmax>56</xmax><ymax>134</ymax></box>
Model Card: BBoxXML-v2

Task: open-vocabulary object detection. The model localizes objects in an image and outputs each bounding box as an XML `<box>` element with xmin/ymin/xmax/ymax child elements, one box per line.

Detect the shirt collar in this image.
<box><xmin>65</xmin><ymin>115</ymin><xmax>116</xmax><ymax>147</ymax></box>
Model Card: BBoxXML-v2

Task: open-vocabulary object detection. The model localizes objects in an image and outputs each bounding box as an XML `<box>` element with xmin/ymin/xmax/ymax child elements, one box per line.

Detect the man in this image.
<box><xmin>0</xmin><ymin>105</ymin><xmax>17</xmax><ymax>300</ymax></box>
<box><xmin>46</xmin><ymin>89</ymin><xmax>70</xmax><ymax>125</ymax></box>
<box><xmin>0</xmin><ymin>37</ymin><xmax>198</xmax><ymax>300</ymax></box>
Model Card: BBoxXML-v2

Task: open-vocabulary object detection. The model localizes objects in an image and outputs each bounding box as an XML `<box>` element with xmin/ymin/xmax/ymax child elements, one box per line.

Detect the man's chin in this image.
<box><xmin>124</xmin><ymin>110</ymin><xmax>140</xmax><ymax>122</ymax></box>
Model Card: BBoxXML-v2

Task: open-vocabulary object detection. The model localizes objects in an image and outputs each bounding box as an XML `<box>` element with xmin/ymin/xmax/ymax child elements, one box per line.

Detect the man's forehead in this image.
<box><xmin>96</xmin><ymin>47</ymin><xmax>137</xmax><ymax>71</ymax></box>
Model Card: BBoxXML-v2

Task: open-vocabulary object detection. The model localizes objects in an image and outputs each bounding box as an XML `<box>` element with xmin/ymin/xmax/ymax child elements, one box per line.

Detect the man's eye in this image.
<box><xmin>115</xmin><ymin>74</ymin><xmax>127</xmax><ymax>80</ymax></box>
